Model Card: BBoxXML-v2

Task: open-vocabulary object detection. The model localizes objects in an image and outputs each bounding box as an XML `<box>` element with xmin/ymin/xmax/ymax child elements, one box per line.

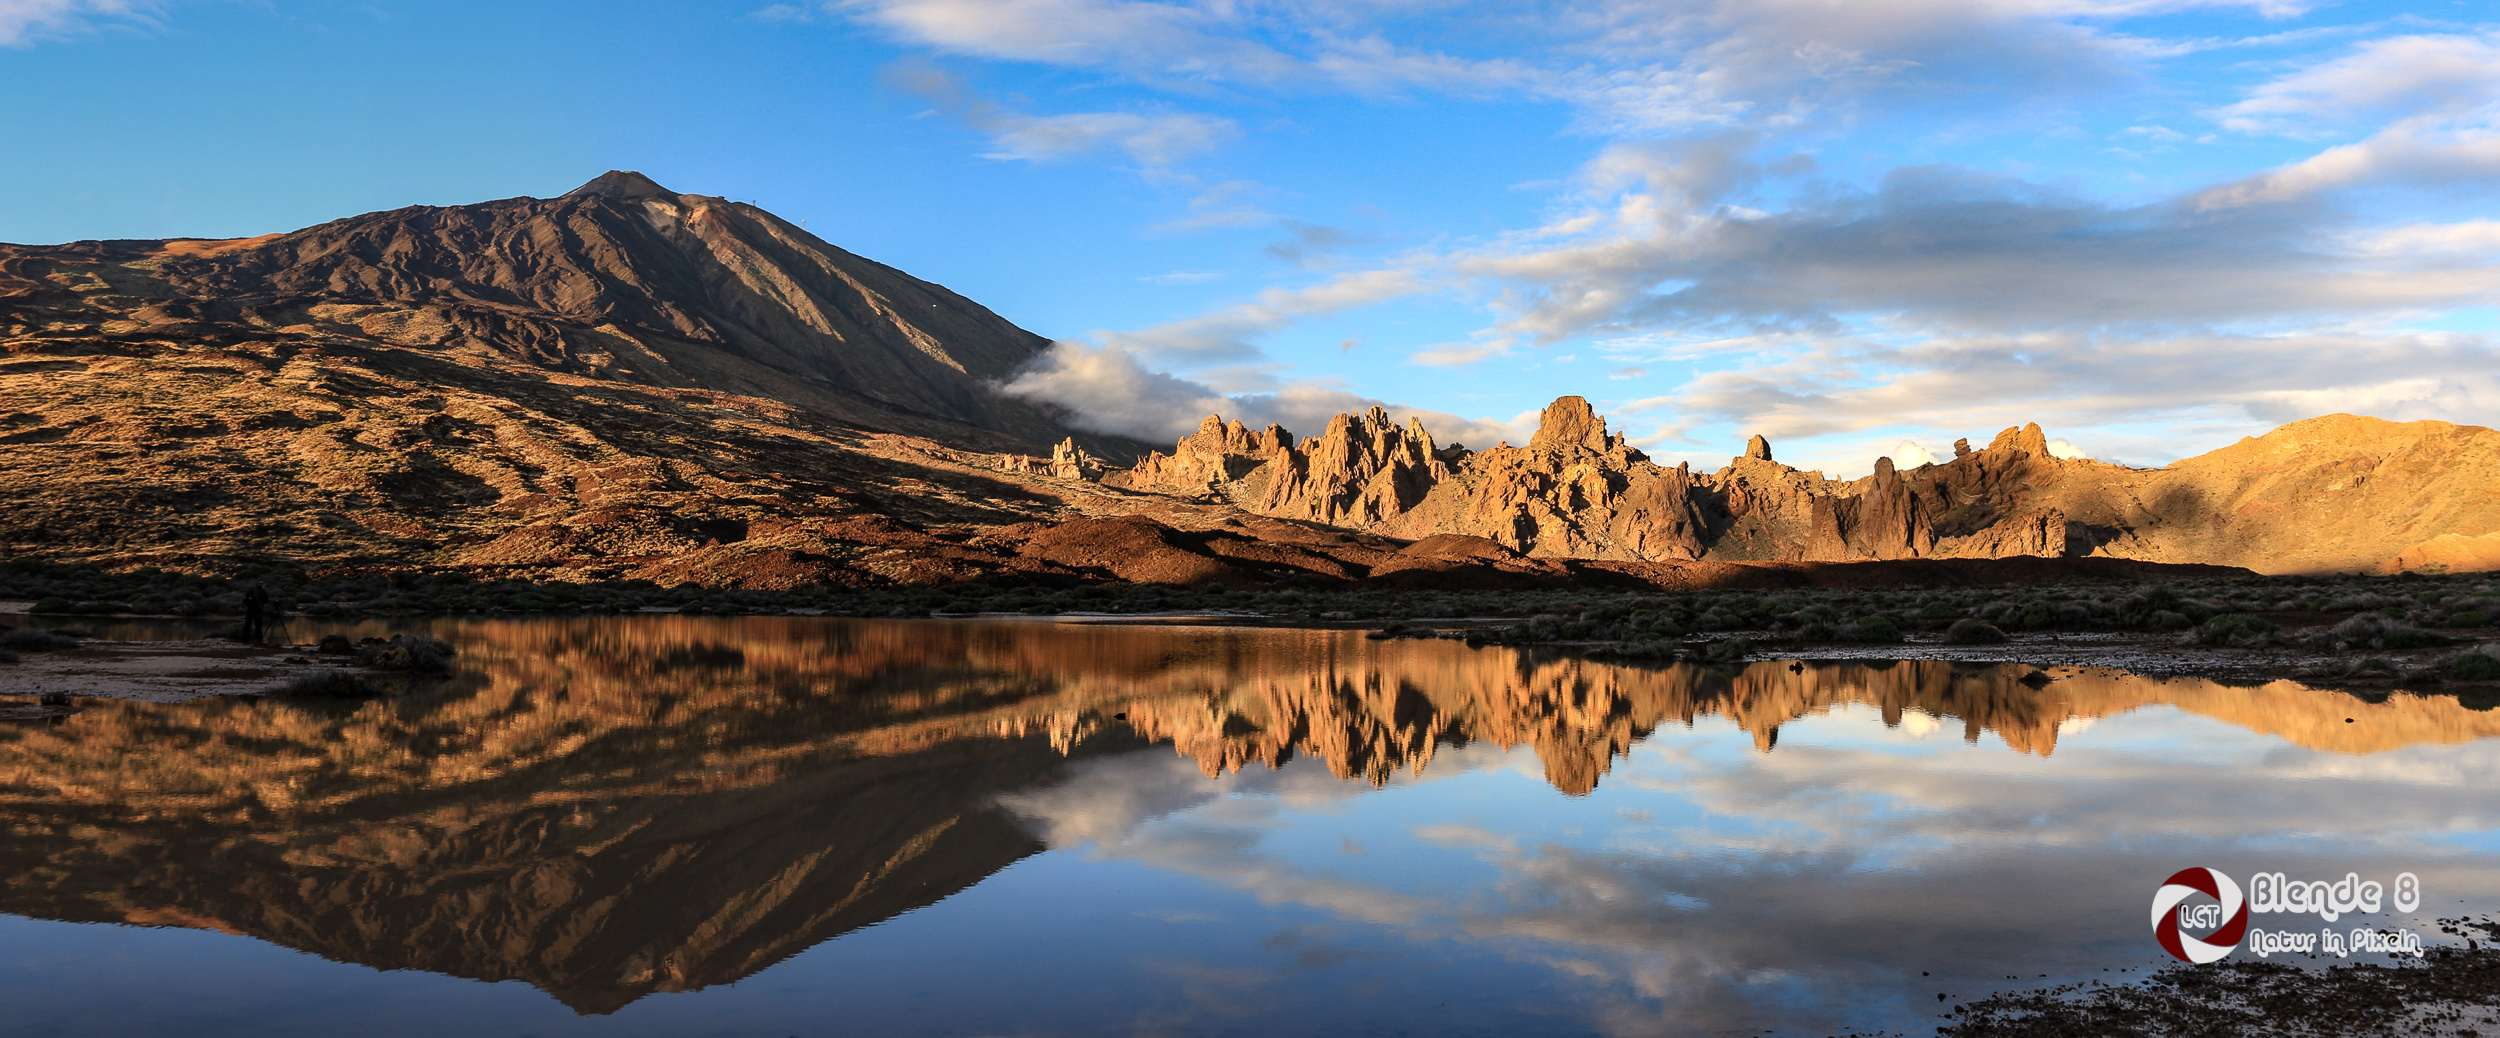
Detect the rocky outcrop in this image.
<box><xmin>1111</xmin><ymin>400</ymin><xmax>2500</xmax><ymax>574</ymax></box>
<box><xmin>1047</xmin><ymin>437</ymin><xmax>1104</xmax><ymax>481</ymax></box>
<box><xmin>1108</xmin><ymin>415</ymin><xmax>1288</xmax><ymax>495</ymax></box>
<box><xmin>1255</xmin><ymin>407</ymin><xmax>1447</xmax><ymax>526</ymax></box>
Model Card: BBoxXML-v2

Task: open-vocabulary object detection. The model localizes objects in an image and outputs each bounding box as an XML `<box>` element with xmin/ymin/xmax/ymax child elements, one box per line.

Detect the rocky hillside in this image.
<box><xmin>1113</xmin><ymin>398</ymin><xmax>2500</xmax><ymax>575</ymax></box>
<box><xmin>0</xmin><ymin>173</ymin><xmax>1183</xmax><ymax>582</ymax></box>
<box><xmin>4</xmin><ymin>171</ymin><xmax>1105</xmax><ymax>448</ymax></box>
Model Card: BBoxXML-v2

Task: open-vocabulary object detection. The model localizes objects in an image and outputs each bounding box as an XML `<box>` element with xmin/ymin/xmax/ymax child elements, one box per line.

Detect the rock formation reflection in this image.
<box><xmin>2</xmin><ymin>616</ymin><xmax>2495</xmax><ymax>1014</ymax></box>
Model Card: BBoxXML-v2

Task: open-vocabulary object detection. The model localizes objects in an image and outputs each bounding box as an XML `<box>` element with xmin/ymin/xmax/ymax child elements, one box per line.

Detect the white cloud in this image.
<box><xmin>1141</xmin><ymin>270</ymin><xmax>1228</xmax><ymax>284</ymax></box>
<box><xmin>1888</xmin><ymin>439</ymin><xmax>1937</xmax><ymax>467</ymax></box>
<box><xmin>2214</xmin><ymin>32</ymin><xmax>2500</xmax><ymax>135</ymax></box>
<box><xmin>2194</xmin><ymin>122</ymin><xmax>2500</xmax><ymax>209</ymax></box>
<box><xmin>2195</xmin><ymin>33</ymin><xmax>2500</xmax><ymax>208</ymax></box>
<box><xmin>997</xmin><ymin>340</ymin><xmax>1526</xmax><ymax>447</ymax></box>
<box><xmin>2045</xmin><ymin>437</ymin><xmax>2087</xmax><ymax>459</ymax></box>
<box><xmin>0</xmin><ymin>0</ymin><xmax>147</xmax><ymax>45</ymax></box>
<box><xmin>832</xmin><ymin>0</ymin><xmax>2303</xmax><ymax>137</ymax></box>
<box><xmin>980</xmin><ymin>108</ymin><xmax>1238</xmax><ymax>167</ymax></box>
<box><xmin>1609</xmin><ymin>365</ymin><xmax>1650</xmax><ymax>380</ymax></box>
<box><xmin>1406</xmin><ymin>340</ymin><xmax>1514</xmax><ymax>367</ymax></box>
<box><xmin>1103</xmin><ymin>267</ymin><xmax>1431</xmax><ymax>362</ymax></box>
<box><xmin>887</xmin><ymin>62</ymin><xmax>1237</xmax><ymax>173</ymax></box>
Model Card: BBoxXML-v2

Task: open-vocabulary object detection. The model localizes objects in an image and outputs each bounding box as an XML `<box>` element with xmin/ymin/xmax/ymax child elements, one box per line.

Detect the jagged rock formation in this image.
<box><xmin>1118</xmin><ymin>398</ymin><xmax>2500</xmax><ymax>574</ymax></box>
<box><xmin>1046</xmin><ymin>436</ymin><xmax>1105</xmax><ymax>481</ymax></box>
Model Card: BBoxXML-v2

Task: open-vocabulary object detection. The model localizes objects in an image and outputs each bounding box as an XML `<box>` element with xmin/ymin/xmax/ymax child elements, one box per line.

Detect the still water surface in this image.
<box><xmin>4</xmin><ymin>616</ymin><xmax>2499</xmax><ymax>1037</ymax></box>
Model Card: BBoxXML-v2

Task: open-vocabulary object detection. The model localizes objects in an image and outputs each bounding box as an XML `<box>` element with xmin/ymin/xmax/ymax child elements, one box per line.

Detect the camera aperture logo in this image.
<box><xmin>2150</xmin><ymin>867</ymin><xmax>2426</xmax><ymax>962</ymax></box>
<box><xmin>2151</xmin><ymin>868</ymin><xmax>2246</xmax><ymax>964</ymax></box>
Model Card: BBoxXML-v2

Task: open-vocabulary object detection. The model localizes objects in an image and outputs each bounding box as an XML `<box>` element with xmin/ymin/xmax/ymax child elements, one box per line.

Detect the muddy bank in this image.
<box><xmin>1920</xmin><ymin>917</ymin><xmax>2500</xmax><ymax>1037</ymax></box>
<box><xmin>0</xmin><ymin>638</ymin><xmax>345</xmax><ymax>703</ymax></box>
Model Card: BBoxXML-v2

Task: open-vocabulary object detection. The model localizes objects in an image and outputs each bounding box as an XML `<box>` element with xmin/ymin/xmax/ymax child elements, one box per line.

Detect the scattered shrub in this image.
<box><xmin>2326</xmin><ymin>613</ymin><xmax>2451</xmax><ymax>651</ymax></box>
<box><xmin>2150</xmin><ymin>611</ymin><xmax>2193</xmax><ymax>631</ymax></box>
<box><xmin>0</xmin><ymin>628</ymin><xmax>78</xmax><ymax>652</ymax></box>
<box><xmin>315</xmin><ymin>634</ymin><xmax>355</xmax><ymax>655</ymax></box>
<box><xmin>1852</xmin><ymin>615</ymin><xmax>1905</xmax><ymax>643</ymax></box>
<box><xmin>2018</xmin><ymin>598</ymin><xmax>2058</xmax><ymax>631</ymax></box>
<box><xmin>1917</xmin><ymin>601</ymin><xmax>1963</xmax><ymax>621</ymax></box>
<box><xmin>2197</xmin><ymin>613</ymin><xmax>2278</xmax><ymax>647</ymax></box>
<box><xmin>2450</xmin><ymin>611</ymin><xmax>2493</xmax><ymax>629</ymax></box>
<box><xmin>28</xmin><ymin>597</ymin><xmax>71</xmax><ymax>614</ymax></box>
<box><xmin>2452</xmin><ymin>653</ymin><xmax>2500</xmax><ymax>681</ymax></box>
<box><xmin>1943</xmin><ymin>620</ymin><xmax>2008</xmax><ymax>645</ymax></box>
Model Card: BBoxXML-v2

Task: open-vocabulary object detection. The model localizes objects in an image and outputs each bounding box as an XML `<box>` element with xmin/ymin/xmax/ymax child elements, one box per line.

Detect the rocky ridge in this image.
<box><xmin>1113</xmin><ymin>397</ymin><xmax>2500</xmax><ymax>575</ymax></box>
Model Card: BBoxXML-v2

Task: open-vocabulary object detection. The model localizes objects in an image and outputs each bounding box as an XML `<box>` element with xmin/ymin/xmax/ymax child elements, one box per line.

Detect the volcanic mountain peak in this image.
<box><xmin>565</xmin><ymin>169</ymin><xmax>683</xmax><ymax>202</ymax></box>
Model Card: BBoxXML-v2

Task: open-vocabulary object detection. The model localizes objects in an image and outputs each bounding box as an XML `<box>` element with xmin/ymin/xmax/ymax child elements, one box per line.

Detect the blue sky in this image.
<box><xmin>4</xmin><ymin>0</ymin><xmax>2496</xmax><ymax>473</ymax></box>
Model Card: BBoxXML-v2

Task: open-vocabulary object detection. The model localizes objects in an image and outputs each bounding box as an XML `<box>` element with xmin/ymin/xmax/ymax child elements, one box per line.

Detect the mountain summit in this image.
<box><xmin>7</xmin><ymin>171</ymin><xmax>1107</xmax><ymax>451</ymax></box>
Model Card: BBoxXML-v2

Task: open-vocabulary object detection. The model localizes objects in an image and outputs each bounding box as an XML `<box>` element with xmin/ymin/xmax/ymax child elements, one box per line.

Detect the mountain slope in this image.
<box><xmin>4</xmin><ymin>171</ymin><xmax>1107</xmax><ymax>451</ymax></box>
<box><xmin>0</xmin><ymin>173</ymin><xmax>1165</xmax><ymax>581</ymax></box>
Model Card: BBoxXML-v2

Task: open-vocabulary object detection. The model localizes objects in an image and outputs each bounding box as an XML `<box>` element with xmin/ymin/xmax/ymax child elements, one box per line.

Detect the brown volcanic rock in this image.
<box><xmin>1115</xmin><ymin>396</ymin><xmax>2500</xmax><ymax>574</ymax></box>
<box><xmin>1252</xmin><ymin>406</ymin><xmax>1447</xmax><ymax>526</ymax></box>
<box><xmin>1109</xmin><ymin>414</ymin><xmax>1289</xmax><ymax>497</ymax></box>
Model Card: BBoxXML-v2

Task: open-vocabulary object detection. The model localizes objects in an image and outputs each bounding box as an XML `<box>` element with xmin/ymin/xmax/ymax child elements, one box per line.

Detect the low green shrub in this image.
<box><xmin>1917</xmin><ymin>601</ymin><xmax>1963</xmax><ymax>621</ymax></box>
<box><xmin>2449</xmin><ymin>611</ymin><xmax>2493</xmax><ymax>629</ymax></box>
<box><xmin>2197</xmin><ymin>613</ymin><xmax>2278</xmax><ymax>647</ymax></box>
<box><xmin>0</xmin><ymin>628</ymin><xmax>78</xmax><ymax>652</ymax></box>
<box><xmin>1852</xmin><ymin>615</ymin><xmax>1905</xmax><ymax>643</ymax></box>
<box><xmin>2451</xmin><ymin>653</ymin><xmax>2500</xmax><ymax>681</ymax></box>
<box><xmin>28</xmin><ymin>597</ymin><xmax>71</xmax><ymax>614</ymax></box>
<box><xmin>1943</xmin><ymin>620</ymin><xmax>2008</xmax><ymax>645</ymax></box>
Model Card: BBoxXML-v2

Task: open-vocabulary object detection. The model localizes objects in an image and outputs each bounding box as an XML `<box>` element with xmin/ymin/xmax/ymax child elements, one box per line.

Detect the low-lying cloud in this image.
<box><xmin>998</xmin><ymin>341</ymin><xmax>1528</xmax><ymax>448</ymax></box>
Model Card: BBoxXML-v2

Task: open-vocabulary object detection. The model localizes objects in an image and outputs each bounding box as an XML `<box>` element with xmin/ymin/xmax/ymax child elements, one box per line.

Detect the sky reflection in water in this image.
<box><xmin>2</xmin><ymin>616</ymin><xmax>2496</xmax><ymax>1037</ymax></box>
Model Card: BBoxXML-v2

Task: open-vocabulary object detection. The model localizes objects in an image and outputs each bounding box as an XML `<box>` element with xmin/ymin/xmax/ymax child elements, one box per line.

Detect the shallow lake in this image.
<box><xmin>3</xmin><ymin>616</ymin><xmax>2497</xmax><ymax>1037</ymax></box>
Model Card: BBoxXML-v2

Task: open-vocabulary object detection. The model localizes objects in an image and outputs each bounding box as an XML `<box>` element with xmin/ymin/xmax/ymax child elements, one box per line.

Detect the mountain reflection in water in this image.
<box><xmin>3</xmin><ymin>616</ymin><xmax>2498</xmax><ymax>1030</ymax></box>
